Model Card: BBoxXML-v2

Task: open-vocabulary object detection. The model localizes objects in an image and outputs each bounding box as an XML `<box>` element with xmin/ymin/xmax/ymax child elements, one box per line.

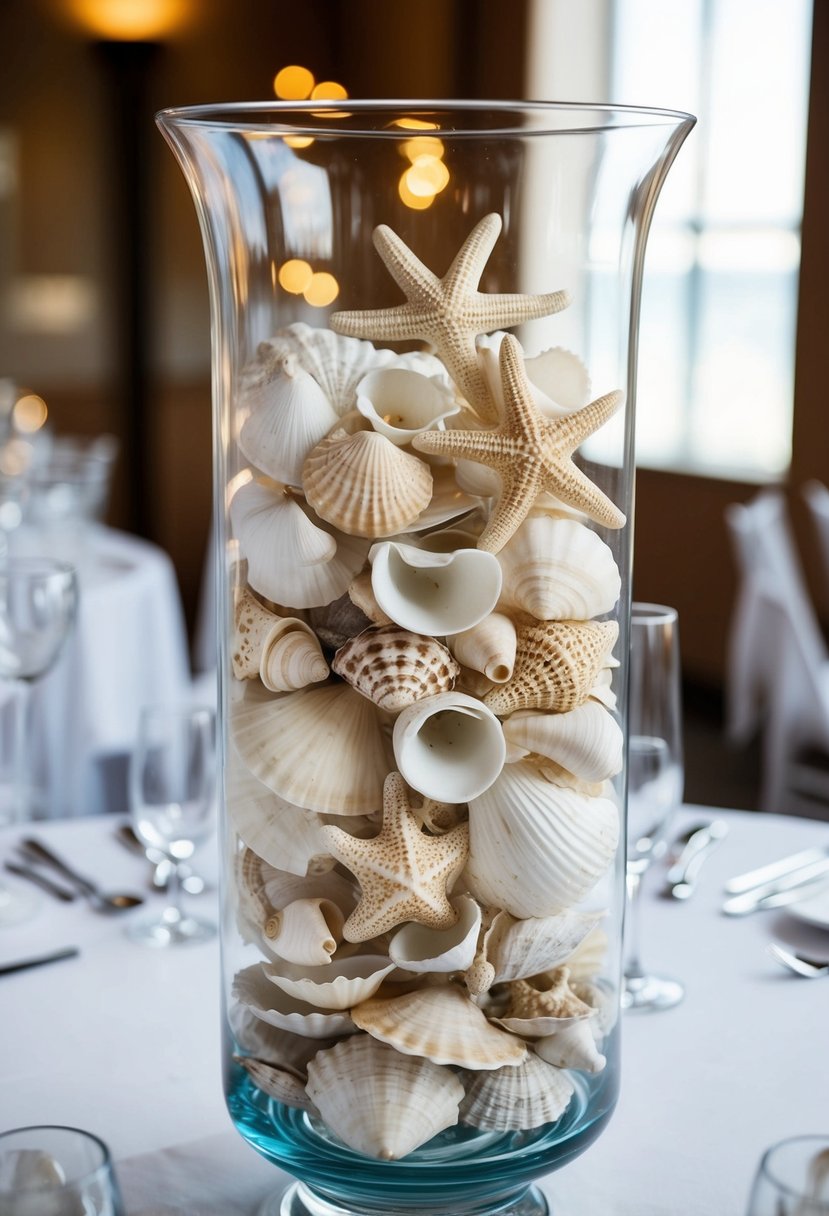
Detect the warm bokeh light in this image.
<box><xmin>13</xmin><ymin>394</ymin><xmax>48</xmax><ymax>434</ymax></box>
<box><xmin>398</xmin><ymin>172</ymin><xmax>435</xmax><ymax>210</ymax></box>
<box><xmin>63</xmin><ymin>0</ymin><xmax>193</xmax><ymax>39</ymax></box>
<box><xmin>405</xmin><ymin>156</ymin><xmax>450</xmax><ymax>197</ymax></box>
<box><xmin>284</xmin><ymin>136</ymin><xmax>315</xmax><ymax>149</ymax></box>
<box><xmin>392</xmin><ymin>117</ymin><xmax>440</xmax><ymax>131</ymax></box>
<box><xmin>278</xmin><ymin>259</ymin><xmax>314</xmax><ymax>294</ymax></box>
<box><xmin>274</xmin><ymin>65</ymin><xmax>315</xmax><ymax>100</ymax></box>
<box><xmin>310</xmin><ymin>81</ymin><xmax>348</xmax><ymax>101</ymax></box>
<box><xmin>0</xmin><ymin>438</ymin><xmax>34</xmax><ymax>477</ymax></box>
<box><xmin>303</xmin><ymin>272</ymin><xmax>339</xmax><ymax>307</ymax></box>
<box><xmin>401</xmin><ymin>135</ymin><xmax>445</xmax><ymax>162</ymax></box>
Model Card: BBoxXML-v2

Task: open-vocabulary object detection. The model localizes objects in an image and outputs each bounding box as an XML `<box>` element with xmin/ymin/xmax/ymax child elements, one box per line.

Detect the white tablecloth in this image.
<box><xmin>0</xmin><ymin>807</ymin><xmax>827</xmax><ymax>1215</ymax></box>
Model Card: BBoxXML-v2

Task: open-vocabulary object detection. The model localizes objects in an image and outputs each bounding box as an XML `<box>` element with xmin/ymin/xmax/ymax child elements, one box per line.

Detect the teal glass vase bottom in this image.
<box><xmin>227</xmin><ymin>1034</ymin><xmax>618</xmax><ymax>1216</ymax></box>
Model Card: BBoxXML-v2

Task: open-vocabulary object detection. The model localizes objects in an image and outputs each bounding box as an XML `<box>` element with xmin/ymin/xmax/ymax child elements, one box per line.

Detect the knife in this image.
<box><xmin>723</xmin><ymin>846</ymin><xmax>829</xmax><ymax>894</ymax></box>
<box><xmin>0</xmin><ymin>946</ymin><xmax>80</xmax><ymax>977</ymax></box>
<box><xmin>721</xmin><ymin>855</ymin><xmax>829</xmax><ymax>916</ymax></box>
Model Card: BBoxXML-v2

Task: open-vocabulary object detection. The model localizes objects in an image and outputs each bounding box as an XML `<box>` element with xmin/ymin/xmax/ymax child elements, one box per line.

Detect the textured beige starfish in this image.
<box><xmin>413</xmin><ymin>334</ymin><xmax>625</xmax><ymax>552</ymax></box>
<box><xmin>321</xmin><ymin>772</ymin><xmax>469</xmax><ymax>943</ymax></box>
<box><xmin>330</xmin><ymin>213</ymin><xmax>569</xmax><ymax>422</ymax></box>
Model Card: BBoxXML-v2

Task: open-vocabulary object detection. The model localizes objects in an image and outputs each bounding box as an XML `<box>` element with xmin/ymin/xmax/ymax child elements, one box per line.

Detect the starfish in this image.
<box><xmin>321</xmin><ymin>772</ymin><xmax>469</xmax><ymax>943</ymax></box>
<box><xmin>413</xmin><ymin>334</ymin><xmax>626</xmax><ymax>552</ymax></box>
<box><xmin>330</xmin><ymin>213</ymin><xmax>569</xmax><ymax>422</ymax></box>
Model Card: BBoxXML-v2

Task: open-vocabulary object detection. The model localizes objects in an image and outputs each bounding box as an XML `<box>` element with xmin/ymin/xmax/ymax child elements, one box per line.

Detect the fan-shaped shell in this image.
<box><xmin>235</xmin><ymin>1056</ymin><xmax>315</xmax><ymax>1109</ymax></box>
<box><xmin>352</xmin><ymin>984</ymin><xmax>526</xmax><ymax>1070</ymax></box>
<box><xmin>232</xmin><ymin>964</ymin><xmax>355</xmax><ymax>1038</ymax></box>
<box><xmin>389</xmin><ymin>895</ymin><xmax>482</xmax><ymax>973</ymax></box>
<box><xmin>306</xmin><ymin>1035</ymin><xmax>464</xmax><ymax>1160</ymax></box>
<box><xmin>263</xmin><ymin>955</ymin><xmax>396</xmax><ymax>1010</ymax></box>
<box><xmin>264</xmin><ymin>897</ymin><xmax>345</xmax><ymax>966</ymax></box>
<box><xmin>227</xmin><ymin>751</ymin><xmax>334</xmax><ymax>876</ymax></box>
<box><xmin>229</xmin><ymin>1004</ymin><xmax>335</xmax><ymax>1074</ymax></box>
<box><xmin>465</xmin><ymin>761</ymin><xmax>619</xmax><ymax>918</ymax></box>
<box><xmin>369</xmin><ymin>541</ymin><xmax>502</xmax><ymax>636</ymax></box>
<box><xmin>471</xmin><ymin>908</ymin><xmax>604</xmax><ymax>992</ymax></box>
<box><xmin>232</xmin><ymin>682</ymin><xmax>393</xmax><ymax>815</ymax></box>
<box><xmin>257</xmin><ymin>323</ymin><xmax>400</xmax><ymax>415</ymax></box>
<box><xmin>392</xmin><ymin>691</ymin><xmax>506</xmax><ymax>803</ymax></box>
<box><xmin>459</xmin><ymin>1054</ymin><xmax>574</xmax><ymax>1132</ymax></box>
<box><xmin>494</xmin><ymin>969</ymin><xmax>594</xmax><ymax>1037</ymax></box>
<box><xmin>483</xmin><ymin>620</ymin><xmax>618</xmax><ymax>716</ymax></box>
<box><xmin>448</xmin><ymin>612</ymin><xmax>516</xmax><ymax>684</ymax></box>
<box><xmin>356</xmin><ymin>366</ymin><xmax>460</xmax><ymax>445</ymax></box>
<box><xmin>238</xmin><ymin>353</ymin><xmax>339</xmax><ymax>485</ymax></box>
<box><xmin>534</xmin><ymin>1021</ymin><xmax>606</xmax><ymax>1074</ymax></box>
<box><xmin>303</xmin><ymin>429</ymin><xmax>433</xmax><ymax>538</ymax></box>
<box><xmin>497</xmin><ymin>516</ymin><xmax>620</xmax><ymax>621</ymax></box>
<box><xmin>503</xmin><ymin>702</ymin><xmax>624</xmax><ymax>784</ymax></box>
<box><xmin>525</xmin><ymin>346</ymin><xmax>591</xmax><ymax>413</ymax></box>
<box><xmin>333</xmin><ymin>625</ymin><xmax>459</xmax><ymax>712</ymax></box>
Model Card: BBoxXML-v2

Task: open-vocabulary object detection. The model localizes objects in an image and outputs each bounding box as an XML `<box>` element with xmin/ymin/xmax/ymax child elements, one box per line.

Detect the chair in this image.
<box><xmin>801</xmin><ymin>478</ymin><xmax>829</xmax><ymax>620</ymax></box>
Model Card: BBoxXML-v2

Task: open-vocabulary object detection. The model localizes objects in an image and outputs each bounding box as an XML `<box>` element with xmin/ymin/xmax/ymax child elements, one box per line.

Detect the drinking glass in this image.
<box><xmin>0</xmin><ymin>1124</ymin><xmax>124</xmax><ymax>1215</ymax></box>
<box><xmin>621</xmin><ymin>602</ymin><xmax>685</xmax><ymax>1011</ymax></box>
<box><xmin>127</xmin><ymin>704</ymin><xmax>217</xmax><ymax>947</ymax></box>
<box><xmin>747</xmin><ymin>1135</ymin><xmax>829</xmax><ymax>1215</ymax></box>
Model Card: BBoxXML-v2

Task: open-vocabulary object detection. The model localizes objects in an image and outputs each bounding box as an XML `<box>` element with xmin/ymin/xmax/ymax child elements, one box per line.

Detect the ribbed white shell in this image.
<box><xmin>263</xmin><ymin>955</ymin><xmax>396</xmax><ymax>1011</ymax></box>
<box><xmin>459</xmin><ymin>1054</ymin><xmax>574</xmax><ymax>1131</ymax></box>
<box><xmin>238</xmin><ymin>354</ymin><xmax>338</xmax><ymax>485</ymax></box>
<box><xmin>232</xmin><ymin>964</ymin><xmax>355</xmax><ymax>1038</ymax></box>
<box><xmin>497</xmin><ymin>515</ymin><xmax>621</xmax><ymax>621</ymax></box>
<box><xmin>503</xmin><ymin>702</ymin><xmax>624</xmax><ymax>784</ymax></box>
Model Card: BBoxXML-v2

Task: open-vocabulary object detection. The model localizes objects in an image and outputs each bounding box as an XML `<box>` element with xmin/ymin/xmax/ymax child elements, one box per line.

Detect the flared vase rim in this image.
<box><xmin>155</xmin><ymin>97</ymin><xmax>696</xmax><ymax>138</ymax></box>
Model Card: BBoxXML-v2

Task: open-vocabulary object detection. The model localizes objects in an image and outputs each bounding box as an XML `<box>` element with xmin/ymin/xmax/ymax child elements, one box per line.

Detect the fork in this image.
<box><xmin>767</xmin><ymin>941</ymin><xmax>829</xmax><ymax>978</ymax></box>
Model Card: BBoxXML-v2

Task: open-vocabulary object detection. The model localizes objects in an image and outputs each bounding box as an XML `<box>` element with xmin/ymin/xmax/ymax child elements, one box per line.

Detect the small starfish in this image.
<box><xmin>413</xmin><ymin>334</ymin><xmax>625</xmax><ymax>552</ymax></box>
<box><xmin>321</xmin><ymin>772</ymin><xmax>469</xmax><ymax>943</ymax></box>
<box><xmin>330</xmin><ymin>213</ymin><xmax>569</xmax><ymax>422</ymax></box>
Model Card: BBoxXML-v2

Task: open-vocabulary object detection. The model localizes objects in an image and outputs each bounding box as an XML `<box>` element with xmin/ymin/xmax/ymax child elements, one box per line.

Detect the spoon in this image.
<box><xmin>767</xmin><ymin>942</ymin><xmax>829</xmax><ymax>978</ymax></box>
<box><xmin>17</xmin><ymin>838</ymin><xmax>144</xmax><ymax>913</ymax></box>
<box><xmin>115</xmin><ymin>824</ymin><xmax>207</xmax><ymax>895</ymax></box>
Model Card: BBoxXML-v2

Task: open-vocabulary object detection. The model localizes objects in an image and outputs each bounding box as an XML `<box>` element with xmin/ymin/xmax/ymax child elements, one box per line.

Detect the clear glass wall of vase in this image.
<box><xmin>157</xmin><ymin>101</ymin><xmax>694</xmax><ymax>1216</ymax></box>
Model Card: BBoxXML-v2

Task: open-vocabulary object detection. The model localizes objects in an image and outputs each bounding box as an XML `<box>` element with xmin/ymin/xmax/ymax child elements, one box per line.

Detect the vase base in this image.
<box><xmin>260</xmin><ymin>1181</ymin><xmax>550</xmax><ymax>1216</ymax></box>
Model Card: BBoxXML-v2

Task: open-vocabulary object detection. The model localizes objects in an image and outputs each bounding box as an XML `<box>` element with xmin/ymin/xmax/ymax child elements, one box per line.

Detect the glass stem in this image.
<box><xmin>623</xmin><ymin>865</ymin><xmax>646</xmax><ymax>981</ymax></box>
<box><xmin>12</xmin><ymin>679</ymin><xmax>33</xmax><ymax>824</ymax></box>
<box><xmin>165</xmin><ymin>862</ymin><xmax>184</xmax><ymax>923</ymax></box>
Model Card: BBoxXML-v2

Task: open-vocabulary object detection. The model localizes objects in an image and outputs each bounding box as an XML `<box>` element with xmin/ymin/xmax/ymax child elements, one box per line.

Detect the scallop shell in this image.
<box><xmin>534</xmin><ymin>1021</ymin><xmax>606</xmax><ymax>1074</ymax></box>
<box><xmin>306</xmin><ymin>1035</ymin><xmax>464</xmax><ymax>1160</ymax></box>
<box><xmin>503</xmin><ymin>702</ymin><xmax>624</xmax><ymax>785</ymax></box>
<box><xmin>392</xmin><ymin>691</ymin><xmax>506</xmax><ymax>803</ymax></box>
<box><xmin>230</xmin><ymin>478</ymin><xmax>368</xmax><ymax>609</ymax></box>
<box><xmin>232</xmin><ymin>681</ymin><xmax>393</xmax><ymax>815</ymax></box>
<box><xmin>389</xmin><ymin>895</ymin><xmax>482</xmax><ymax>974</ymax></box>
<box><xmin>303</xmin><ymin>429</ymin><xmax>433</xmax><ymax>538</ymax></box>
<box><xmin>369</xmin><ymin>540</ymin><xmax>502</xmax><ymax>636</ymax></box>
<box><xmin>232</xmin><ymin>590</ymin><xmax>329</xmax><ymax>692</ymax></box>
<box><xmin>356</xmin><ymin>366</ymin><xmax>460</xmax><ymax>444</ymax></box>
<box><xmin>497</xmin><ymin>516</ymin><xmax>620</xmax><ymax>621</ymax></box>
<box><xmin>232</xmin><ymin>964</ymin><xmax>355</xmax><ymax>1038</ymax></box>
<box><xmin>227</xmin><ymin>751</ymin><xmax>334</xmax><ymax>876</ymax></box>
<box><xmin>482</xmin><ymin>620</ymin><xmax>619</xmax><ymax>716</ymax></box>
<box><xmin>264</xmin><ymin>898</ymin><xmax>345</xmax><ymax>966</ymax></box>
<box><xmin>263</xmin><ymin>955</ymin><xmax>396</xmax><ymax>1010</ymax></box>
<box><xmin>494</xmin><ymin>969</ymin><xmax>594</xmax><ymax>1037</ymax></box>
<box><xmin>257</xmin><ymin>323</ymin><xmax>401</xmax><ymax>415</ymax></box>
<box><xmin>352</xmin><ymin>983</ymin><xmax>527</xmax><ymax>1070</ymax></box>
<box><xmin>229</xmin><ymin>1004</ymin><xmax>335</xmax><ymax>1074</ymax></box>
<box><xmin>238</xmin><ymin>353</ymin><xmax>339</xmax><ymax>485</ymax></box>
<box><xmin>448</xmin><ymin>613</ymin><xmax>516</xmax><ymax>684</ymax></box>
<box><xmin>465</xmin><ymin>761</ymin><xmax>619</xmax><ymax>918</ymax></box>
<box><xmin>470</xmin><ymin>907</ymin><xmax>604</xmax><ymax>993</ymax></box>
<box><xmin>235</xmin><ymin>1056</ymin><xmax>315</xmax><ymax>1109</ymax></box>
<box><xmin>459</xmin><ymin>1054</ymin><xmax>574</xmax><ymax>1132</ymax></box>
<box><xmin>333</xmin><ymin>625</ymin><xmax>460</xmax><ymax>712</ymax></box>
<box><xmin>524</xmin><ymin>346</ymin><xmax>591</xmax><ymax>413</ymax></box>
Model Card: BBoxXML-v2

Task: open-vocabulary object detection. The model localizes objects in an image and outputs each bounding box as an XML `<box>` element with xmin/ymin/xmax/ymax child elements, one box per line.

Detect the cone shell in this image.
<box><xmin>333</xmin><ymin>625</ymin><xmax>460</xmax><ymax>713</ymax></box>
<box><xmin>305</xmin><ymin>1035</ymin><xmax>464</xmax><ymax>1160</ymax></box>
<box><xmin>303</xmin><ymin>429</ymin><xmax>433</xmax><ymax>538</ymax></box>
<box><xmin>465</xmin><ymin>761</ymin><xmax>619</xmax><ymax>918</ymax></box>
<box><xmin>459</xmin><ymin>1054</ymin><xmax>574</xmax><ymax>1132</ymax></box>
<box><xmin>534</xmin><ymin>1020</ymin><xmax>606</xmax><ymax>1074</ymax></box>
<box><xmin>352</xmin><ymin>983</ymin><xmax>527</xmax><ymax>1070</ymax></box>
<box><xmin>264</xmin><ymin>897</ymin><xmax>345</xmax><ymax>966</ymax></box>
<box><xmin>448</xmin><ymin>613</ymin><xmax>516</xmax><ymax>684</ymax></box>
<box><xmin>235</xmin><ymin>1056</ymin><xmax>315</xmax><ymax>1110</ymax></box>
<box><xmin>497</xmin><ymin>516</ymin><xmax>620</xmax><ymax>621</ymax></box>
<box><xmin>389</xmin><ymin>895</ymin><xmax>482</xmax><ymax>974</ymax></box>
<box><xmin>392</xmin><ymin>691</ymin><xmax>506</xmax><ymax>803</ymax></box>
<box><xmin>356</xmin><ymin>366</ymin><xmax>459</xmax><ymax>445</ymax></box>
<box><xmin>369</xmin><ymin>540</ymin><xmax>502</xmax><ymax>636</ymax></box>
<box><xmin>471</xmin><ymin>907</ymin><xmax>604</xmax><ymax>992</ymax></box>
<box><xmin>238</xmin><ymin>353</ymin><xmax>339</xmax><ymax>485</ymax></box>
<box><xmin>483</xmin><ymin>620</ymin><xmax>618</xmax><ymax>716</ymax></box>
<box><xmin>234</xmin><ymin>847</ymin><xmax>356</xmax><ymax>953</ymax></box>
<box><xmin>263</xmin><ymin>955</ymin><xmax>396</xmax><ymax>1011</ymax></box>
<box><xmin>232</xmin><ymin>964</ymin><xmax>355</xmax><ymax>1038</ymax></box>
<box><xmin>503</xmin><ymin>702</ymin><xmax>623</xmax><ymax>784</ymax></box>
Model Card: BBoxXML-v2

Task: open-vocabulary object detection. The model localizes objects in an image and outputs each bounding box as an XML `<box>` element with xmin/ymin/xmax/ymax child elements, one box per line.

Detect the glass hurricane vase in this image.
<box><xmin>158</xmin><ymin>100</ymin><xmax>694</xmax><ymax>1216</ymax></box>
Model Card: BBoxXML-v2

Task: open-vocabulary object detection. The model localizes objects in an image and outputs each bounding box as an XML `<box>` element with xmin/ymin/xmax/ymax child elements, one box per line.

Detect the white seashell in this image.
<box><xmin>230</xmin><ymin>479</ymin><xmax>368</xmax><ymax>609</ymax></box>
<box><xmin>389</xmin><ymin>895</ymin><xmax>481</xmax><ymax>974</ymax></box>
<box><xmin>356</xmin><ymin>367</ymin><xmax>460</xmax><ymax>444</ymax></box>
<box><xmin>454</xmin><ymin>457</ymin><xmax>502</xmax><ymax>499</ymax></box>
<box><xmin>234</xmin><ymin>848</ymin><xmax>356</xmax><ymax>953</ymax></box>
<box><xmin>232</xmin><ymin>964</ymin><xmax>355</xmax><ymax>1038</ymax></box>
<box><xmin>257</xmin><ymin>323</ymin><xmax>400</xmax><ymax>415</ymax></box>
<box><xmin>477</xmin><ymin>331</ymin><xmax>556</xmax><ymax>416</ymax></box>
<box><xmin>235</xmin><ymin>1055</ymin><xmax>316</xmax><ymax>1109</ymax></box>
<box><xmin>229</xmin><ymin>1004</ymin><xmax>336</xmax><ymax>1074</ymax></box>
<box><xmin>503</xmin><ymin>703</ymin><xmax>624</xmax><ymax>785</ymax></box>
<box><xmin>465</xmin><ymin>761</ymin><xmax>619</xmax><ymax>918</ymax></box>
<box><xmin>455</xmin><ymin>665</ymin><xmax>496</xmax><ymax>700</ymax></box>
<box><xmin>459</xmin><ymin>1054</ymin><xmax>574</xmax><ymax>1132</ymax></box>
<box><xmin>263</xmin><ymin>955</ymin><xmax>396</xmax><ymax>1010</ymax></box>
<box><xmin>564</xmin><ymin>925</ymin><xmax>609</xmax><ymax>981</ymax></box>
<box><xmin>303</xmin><ymin>429</ymin><xmax>433</xmax><ymax>538</ymax></box>
<box><xmin>347</xmin><ymin>571</ymin><xmax>393</xmax><ymax>626</ymax></box>
<box><xmin>227</xmin><ymin>751</ymin><xmax>334</xmax><ymax>876</ymax></box>
<box><xmin>333</xmin><ymin>625</ymin><xmax>459</xmax><ymax>712</ymax></box>
<box><xmin>402</xmin><ymin>462</ymin><xmax>482</xmax><ymax>533</ymax></box>
<box><xmin>493</xmin><ymin>970</ymin><xmax>594</xmax><ymax>1037</ymax></box>
<box><xmin>534</xmin><ymin>1021</ymin><xmax>606</xmax><ymax>1074</ymax></box>
<box><xmin>233</xmin><ymin>588</ymin><xmax>328</xmax><ymax>692</ymax></box>
<box><xmin>524</xmin><ymin>346</ymin><xmax>591</xmax><ymax>414</ymax></box>
<box><xmin>352</xmin><ymin>983</ymin><xmax>527</xmax><ymax>1070</ymax></box>
<box><xmin>238</xmin><ymin>353</ymin><xmax>339</xmax><ymax>485</ymax></box>
<box><xmin>497</xmin><ymin>515</ymin><xmax>621</xmax><ymax>621</ymax></box>
<box><xmin>474</xmin><ymin>907</ymin><xmax>604</xmax><ymax>991</ymax></box>
<box><xmin>264</xmin><ymin>898</ymin><xmax>345</xmax><ymax>966</ymax></box>
<box><xmin>232</xmin><ymin>681</ymin><xmax>393</xmax><ymax>815</ymax></box>
<box><xmin>306</xmin><ymin>1035</ymin><xmax>464</xmax><ymax>1160</ymax></box>
<box><xmin>369</xmin><ymin>541</ymin><xmax>502</xmax><ymax>636</ymax></box>
<box><xmin>410</xmin><ymin>798</ymin><xmax>467</xmax><ymax>835</ymax></box>
<box><xmin>589</xmin><ymin>665</ymin><xmax>618</xmax><ymax>710</ymax></box>
<box><xmin>393</xmin><ymin>691</ymin><xmax>506</xmax><ymax>803</ymax></box>
<box><xmin>448</xmin><ymin>612</ymin><xmax>516</xmax><ymax>684</ymax></box>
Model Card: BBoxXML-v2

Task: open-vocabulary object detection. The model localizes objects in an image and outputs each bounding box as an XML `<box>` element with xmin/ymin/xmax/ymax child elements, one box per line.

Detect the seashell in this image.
<box><xmin>333</xmin><ymin>625</ymin><xmax>459</xmax><ymax>713</ymax></box>
<box><xmin>477</xmin><ymin>331</ymin><xmax>556</xmax><ymax>417</ymax></box>
<box><xmin>257</xmin><ymin>324</ymin><xmax>405</xmax><ymax>416</ymax></box>
<box><xmin>459</xmin><ymin>1054</ymin><xmax>574</xmax><ymax>1132</ymax></box>
<box><xmin>264</xmin><ymin>897</ymin><xmax>345</xmax><ymax>966</ymax></box>
<box><xmin>369</xmin><ymin>540</ymin><xmax>502</xmax><ymax>636</ymax></box>
<box><xmin>494</xmin><ymin>969</ymin><xmax>594</xmax><ymax>1037</ymax></box>
<box><xmin>482</xmin><ymin>620</ymin><xmax>619</xmax><ymax>716</ymax></box>
<box><xmin>524</xmin><ymin>346</ymin><xmax>591</xmax><ymax>414</ymax></box>
<box><xmin>263</xmin><ymin>955</ymin><xmax>396</xmax><ymax>1010</ymax></box>
<box><xmin>496</xmin><ymin>515</ymin><xmax>621</xmax><ymax>621</ymax></box>
<box><xmin>230</xmin><ymin>478</ymin><xmax>368</xmax><ymax>609</ymax></box>
<box><xmin>472</xmin><ymin>907</ymin><xmax>604</xmax><ymax>992</ymax></box>
<box><xmin>448</xmin><ymin>612</ymin><xmax>516</xmax><ymax>684</ymax></box>
<box><xmin>352</xmin><ymin>983</ymin><xmax>527</xmax><ymax>1070</ymax></box>
<box><xmin>229</xmin><ymin>1004</ymin><xmax>335</xmax><ymax>1074</ymax></box>
<box><xmin>356</xmin><ymin>366</ymin><xmax>460</xmax><ymax>444</ymax></box>
<box><xmin>392</xmin><ymin>690</ymin><xmax>506</xmax><ymax>803</ymax></box>
<box><xmin>454</xmin><ymin>457</ymin><xmax>502</xmax><ymax>500</ymax></box>
<box><xmin>534</xmin><ymin>1021</ymin><xmax>606</xmax><ymax>1075</ymax></box>
<box><xmin>465</xmin><ymin>761</ymin><xmax>619</xmax><ymax>918</ymax></box>
<box><xmin>589</xmin><ymin>665</ymin><xmax>617</xmax><ymax>709</ymax></box>
<box><xmin>306</xmin><ymin>1035</ymin><xmax>464</xmax><ymax>1160</ymax></box>
<box><xmin>308</xmin><ymin>593</ymin><xmax>373</xmax><ymax>651</ymax></box>
<box><xmin>234</xmin><ymin>848</ymin><xmax>356</xmax><ymax>952</ymax></box>
<box><xmin>234</xmin><ymin>1056</ymin><xmax>315</xmax><ymax>1109</ymax></box>
<box><xmin>232</xmin><ymin>681</ymin><xmax>393</xmax><ymax>815</ymax></box>
<box><xmin>411</xmin><ymin>798</ymin><xmax>467</xmax><ymax>835</ymax></box>
<box><xmin>232</xmin><ymin>964</ymin><xmax>355</xmax><ymax>1038</ymax></box>
<box><xmin>227</xmin><ymin>753</ymin><xmax>334</xmax><ymax>876</ymax></box>
<box><xmin>572</xmin><ymin>978</ymin><xmax>617</xmax><ymax>1037</ymax></box>
<box><xmin>564</xmin><ymin>925</ymin><xmax>609</xmax><ymax>981</ymax></box>
<box><xmin>389</xmin><ymin>895</ymin><xmax>482</xmax><ymax>974</ymax></box>
<box><xmin>347</xmin><ymin>571</ymin><xmax>393</xmax><ymax>626</ymax></box>
<box><xmin>238</xmin><ymin>353</ymin><xmax>339</xmax><ymax>485</ymax></box>
<box><xmin>503</xmin><ymin>702</ymin><xmax>624</xmax><ymax>785</ymax></box>
<box><xmin>404</xmin><ymin>462</ymin><xmax>482</xmax><ymax>533</ymax></box>
<box><xmin>303</xmin><ymin>429</ymin><xmax>433</xmax><ymax>538</ymax></box>
<box><xmin>233</xmin><ymin>587</ymin><xmax>329</xmax><ymax>692</ymax></box>
<box><xmin>455</xmin><ymin>665</ymin><xmax>496</xmax><ymax>700</ymax></box>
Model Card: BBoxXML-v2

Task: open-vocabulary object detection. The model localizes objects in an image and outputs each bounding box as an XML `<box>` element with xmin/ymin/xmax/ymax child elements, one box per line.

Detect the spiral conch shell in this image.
<box><xmin>497</xmin><ymin>515</ymin><xmax>621</xmax><ymax>621</ymax></box>
<box><xmin>264</xmin><ymin>897</ymin><xmax>345</xmax><ymax>966</ymax></box>
<box><xmin>333</xmin><ymin>625</ymin><xmax>460</xmax><ymax>713</ymax></box>
<box><xmin>503</xmin><ymin>702</ymin><xmax>624</xmax><ymax>785</ymax></box>
<box><xmin>238</xmin><ymin>353</ymin><xmax>338</xmax><ymax>485</ymax></box>
<box><xmin>232</xmin><ymin>588</ymin><xmax>328</xmax><ymax>692</ymax></box>
<box><xmin>448</xmin><ymin>612</ymin><xmax>516</xmax><ymax>684</ymax></box>
<box><xmin>482</xmin><ymin>620</ymin><xmax>618</xmax><ymax>716</ymax></box>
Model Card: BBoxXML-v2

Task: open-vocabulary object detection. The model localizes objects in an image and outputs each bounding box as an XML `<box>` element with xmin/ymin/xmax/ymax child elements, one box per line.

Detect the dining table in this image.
<box><xmin>0</xmin><ymin>803</ymin><xmax>826</xmax><ymax>1215</ymax></box>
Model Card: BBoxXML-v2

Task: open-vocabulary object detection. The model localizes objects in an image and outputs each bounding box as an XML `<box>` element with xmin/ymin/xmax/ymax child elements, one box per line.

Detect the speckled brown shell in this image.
<box><xmin>332</xmin><ymin>625</ymin><xmax>460</xmax><ymax>713</ymax></box>
<box><xmin>482</xmin><ymin>619</ymin><xmax>618</xmax><ymax>715</ymax></box>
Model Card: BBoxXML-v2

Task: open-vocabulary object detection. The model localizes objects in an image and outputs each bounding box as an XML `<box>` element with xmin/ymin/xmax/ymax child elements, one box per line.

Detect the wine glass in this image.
<box><xmin>621</xmin><ymin>602</ymin><xmax>685</xmax><ymax>1012</ymax></box>
<box><xmin>747</xmin><ymin>1135</ymin><xmax>829</xmax><ymax>1215</ymax></box>
<box><xmin>0</xmin><ymin>1124</ymin><xmax>124</xmax><ymax>1215</ymax></box>
<box><xmin>127</xmin><ymin>704</ymin><xmax>217</xmax><ymax>947</ymax></box>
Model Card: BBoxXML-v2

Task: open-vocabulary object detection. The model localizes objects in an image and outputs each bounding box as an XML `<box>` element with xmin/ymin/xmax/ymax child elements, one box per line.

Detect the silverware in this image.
<box><xmin>0</xmin><ymin>946</ymin><xmax>80</xmax><ymax>977</ymax></box>
<box><xmin>721</xmin><ymin>856</ymin><xmax>829</xmax><ymax>916</ymax></box>
<box><xmin>724</xmin><ymin>845</ymin><xmax>829</xmax><ymax>894</ymax></box>
<box><xmin>767</xmin><ymin>942</ymin><xmax>829</xmax><ymax>978</ymax></box>
<box><xmin>115</xmin><ymin>824</ymin><xmax>207</xmax><ymax>896</ymax></box>
<box><xmin>664</xmin><ymin>820</ymin><xmax>729</xmax><ymax>899</ymax></box>
<box><xmin>4</xmin><ymin>861</ymin><xmax>76</xmax><ymax>902</ymax></box>
<box><xmin>17</xmin><ymin>838</ymin><xmax>144</xmax><ymax>913</ymax></box>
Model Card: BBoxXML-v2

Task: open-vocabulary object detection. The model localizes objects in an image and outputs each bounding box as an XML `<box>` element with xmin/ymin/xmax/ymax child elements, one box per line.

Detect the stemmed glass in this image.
<box><xmin>127</xmin><ymin>704</ymin><xmax>217</xmax><ymax>947</ymax></box>
<box><xmin>747</xmin><ymin>1135</ymin><xmax>829</xmax><ymax>1215</ymax></box>
<box><xmin>621</xmin><ymin>602</ymin><xmax>685</xmax><ymax>1011</ymax></box>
